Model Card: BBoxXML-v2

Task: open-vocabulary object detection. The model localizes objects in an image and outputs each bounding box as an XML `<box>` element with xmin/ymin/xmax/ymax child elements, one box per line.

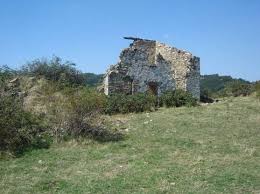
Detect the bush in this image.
<box><xmin>0</xmin><ymin>65</ymin><xmax>16</xmax><ymax>81</ymax></box>
<box><xmin>0</xmin><ymin>95</ymin><xmax>49</xmax><ymax>155</ymax></box>
<box><xmin>200</xmin><ymin>89</ymin><xmax>214</xmax><ymax>103</ymax></box>
<box><xmin>64</xmin><ymin>87</ymin><xmax>107</xmax><ymax>137</ymax></box>
<box><xmin>105</xmin><ymin>93</ymin><xmax>157</xmax><ymax>114</ymax></box>
<box><xmin>254</xmin><ymin>82</ymin><xmax>260</xmax><ymax>99</ymax></box>
<box><xmin>228</xmin><ymin>82</ymin><xmax>253</xmax><ymax>97</ymax></box>
<box><xmin>44</xmin><ymin>86</ymin><xmax>118</xmax><ymax>141</ymax></box>
<box><xmin>0</xmin><ymin>65</ymin><xmax>17</xmax><ymax>91</ymax></box>
<box><xmin>21</xmin><ymin>56</ymin><xmax>86</xmax><ymax>87</ymax></box>
<box><xmin>160</xmin><ymin>89</ymin><xmax>197</xmax><ymax>107</ymax></box>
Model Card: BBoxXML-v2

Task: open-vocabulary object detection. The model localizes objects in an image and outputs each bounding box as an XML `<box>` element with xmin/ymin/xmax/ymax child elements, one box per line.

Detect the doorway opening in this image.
<box><xmin>148</xmin><ymin>82</ymin><xmax>158</xmax><ymax>96</ymax></box>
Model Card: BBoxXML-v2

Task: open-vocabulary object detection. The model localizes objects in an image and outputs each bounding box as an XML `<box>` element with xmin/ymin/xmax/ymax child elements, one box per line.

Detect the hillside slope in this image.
<box><xmin>1</xmin><ymin>96</ymin><xmax>260</xmax><ymax>193</ymax></box>
<box><xmin>200</xmin><ymin>74</ymin><xmax>250</xmax><ymax>94</ymax></box>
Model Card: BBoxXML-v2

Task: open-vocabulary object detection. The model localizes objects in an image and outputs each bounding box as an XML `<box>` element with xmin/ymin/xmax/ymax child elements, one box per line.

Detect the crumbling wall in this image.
<box><xmin>104</xmin><ymin>38</ymin><xmax>200</xmax><ymax>99</ymax></box>
<box><xmin>156</xmin><ymin>42</ymin><xmax>200</xmax><ymax>98</ymax></box>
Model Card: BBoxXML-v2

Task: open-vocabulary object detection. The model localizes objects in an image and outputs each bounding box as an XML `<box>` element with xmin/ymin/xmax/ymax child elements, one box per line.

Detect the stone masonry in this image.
<box><xmin>104</xmin><ymin>37</ymin><xmax>200</xmax><ymax>99</ymax></box>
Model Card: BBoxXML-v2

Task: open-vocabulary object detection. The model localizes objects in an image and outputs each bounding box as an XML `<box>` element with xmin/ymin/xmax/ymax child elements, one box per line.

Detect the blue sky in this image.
<box><xmin>0</xmin><ymin>0</ymin><xmax>259</xmax><ymax>81</ymax></box>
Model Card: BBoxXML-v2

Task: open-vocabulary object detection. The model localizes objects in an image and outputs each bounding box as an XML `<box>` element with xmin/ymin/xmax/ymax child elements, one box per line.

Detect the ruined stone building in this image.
<box><xmin>104</xmin><ymin>37</ymin><xmax>200</xmax><ymax>99</ymax></box>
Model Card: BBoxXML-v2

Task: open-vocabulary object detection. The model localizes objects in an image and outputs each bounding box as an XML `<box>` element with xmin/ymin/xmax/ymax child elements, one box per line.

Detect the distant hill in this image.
<box><xmin>200</xmin><ymin>74</ymin><xmax>250</xmax><ymax>96</ymax></box>
<box><xmin>83</xmin><ymin>73</ymin><xmax>104</xmax><ymax>87</ymax></box>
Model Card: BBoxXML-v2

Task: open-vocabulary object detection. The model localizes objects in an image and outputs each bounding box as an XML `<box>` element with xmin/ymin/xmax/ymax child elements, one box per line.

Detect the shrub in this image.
<box><xmin>0</xmin><ymin>65</ymin><xmax>17</xmax><ymax>91</ymax></box>
<box><xmin>0</xmin><ymin>94</ymin><xmax>49</xmax><ymax>155</ymax></box>
<box><xmin>228</xmin><ymin>82</ymin><xmax>253</xmax><ymax>97</ymax></box>
<box><xmin>21</xmin><ymin>56</ymin><xmax>86</xmax><ymax>86</ymax></box>
<box><xmin>0</xmin><ymin>65</ymin><xmax>16</xmax><ymax>81</ymax></box>
<box><xmin>44</xmin><ymin>86</ymin><xmax>116</xmax><ymax>141</ymax></box>
<box><xmin>65</xmin><ymin>87</ymin><xmax>107</xmax><ymax>137</ymax></box>
<box><xmin>105</xmin><ymin>93</ymin><xmax>157</xmax><ymax>114</ymax></box>
<box><xmin>104</xmin><ymin>94</ymin><xmax>125</xmax><ymax>114</ymax></box>
<box><xmin>254</xmin><ymin>82</ymin><xmax>260</xmax><ymax>99</ymax></box>
<box><xmin>160</xmin><ymin>89</ymin><xmax>197</xmax><ymax>107</ymax></box>
<box><xmin>200</xmin><ymin>89</ymin><xmax>214</xmax><ymax>103</ymax></box>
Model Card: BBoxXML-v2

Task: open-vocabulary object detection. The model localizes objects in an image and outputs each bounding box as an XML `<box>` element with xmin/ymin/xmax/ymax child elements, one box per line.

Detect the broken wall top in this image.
<box><xmin>105</xmin><ymin>37</ymin><xmax>199</xmax><ymax>76</ymax></box>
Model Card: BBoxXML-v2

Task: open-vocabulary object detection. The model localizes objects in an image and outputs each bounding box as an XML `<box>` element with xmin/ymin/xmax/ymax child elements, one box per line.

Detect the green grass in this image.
<box><xmin>1</xmin><ymin>96</ymin><xmax>260</xmax><ymax>193</ymax></box>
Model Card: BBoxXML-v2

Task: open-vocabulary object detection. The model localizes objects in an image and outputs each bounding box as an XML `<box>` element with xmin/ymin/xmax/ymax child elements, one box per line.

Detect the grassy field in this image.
<box><xmin>1</xmin><ymin>96</ymin><xmax>260</xmax><ymax>193</ymax></box>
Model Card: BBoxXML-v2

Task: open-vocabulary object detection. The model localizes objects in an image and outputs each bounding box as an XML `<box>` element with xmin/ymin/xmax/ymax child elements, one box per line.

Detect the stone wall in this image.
<box><xmin>104</xmin><ymin>38</ymin><xmax>200</xmax><ymax>99</ymax></box>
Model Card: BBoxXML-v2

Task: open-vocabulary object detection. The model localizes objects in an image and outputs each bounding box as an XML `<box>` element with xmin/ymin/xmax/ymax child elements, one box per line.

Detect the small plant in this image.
<box><xmin>160</xmin><ymin>89</ymin><xmax>197</xmax><ymax>107</ymax></box>
<box><xmin>105</xmin><ymin>93</ymin><xmax>157</xmax><ymax>114</ymax></box>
